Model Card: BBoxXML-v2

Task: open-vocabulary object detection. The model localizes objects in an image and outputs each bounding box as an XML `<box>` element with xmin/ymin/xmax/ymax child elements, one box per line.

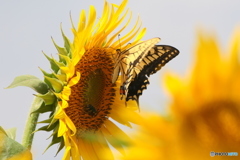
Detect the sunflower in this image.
<box><xmin>164</xmin><ymin>29</ymin><xmax>240</xmax><ymax>159</ymax></box>
<box><xmin>118</xmin><ymin>29</ymin><xmax>240</xmax><ymax>160</ymax></box>
<box><xmin>31</xmin><ymin>0</ymin><xmax>146</xmax><ymax>159</ymax></box>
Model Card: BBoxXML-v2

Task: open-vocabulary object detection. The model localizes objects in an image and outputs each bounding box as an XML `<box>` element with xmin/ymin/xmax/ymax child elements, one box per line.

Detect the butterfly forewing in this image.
<box><xmin>125</xmin><ymin>38</ymin><xmax>160</xmax><ymax>68</ymax></box>
<box><xmin>112</xmin><ymin>38</ymin><xmax>160</xmax><ymax>84</ymax></box>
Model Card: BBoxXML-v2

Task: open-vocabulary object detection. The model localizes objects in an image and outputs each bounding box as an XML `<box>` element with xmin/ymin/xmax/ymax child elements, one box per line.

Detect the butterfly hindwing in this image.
<box><xmin>126</xmin><ymin>74</ymin><xmax>150</xmax><ymax>104</ymax></box>
<box><xmin>126</xmin><ymin>45</ymin><xmax>179</xmax><ymax>103</ymax></box>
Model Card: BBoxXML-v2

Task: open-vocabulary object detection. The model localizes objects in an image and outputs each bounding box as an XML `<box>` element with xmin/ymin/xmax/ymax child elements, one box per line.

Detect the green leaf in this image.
<box><xmin>6</xmin><ymin>75</ymin><xmax>49</xmax><ymax>94</ymax></box>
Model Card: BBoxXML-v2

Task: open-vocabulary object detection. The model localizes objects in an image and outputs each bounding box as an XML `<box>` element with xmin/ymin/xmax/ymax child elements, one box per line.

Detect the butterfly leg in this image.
<box><xmin>120</xmin><ymin>85</ymin><xmax>126</xmax><ymax>100</ymax></box>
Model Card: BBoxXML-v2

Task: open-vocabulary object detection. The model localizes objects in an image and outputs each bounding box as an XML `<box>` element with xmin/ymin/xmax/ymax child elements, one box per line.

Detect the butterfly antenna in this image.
<box><xmin>113</xmin><ymin>35</ymin><xmax>122</xmax><ymax>62</ymax></box>
<box><xmin>118</xmin><ymin>34</ymin><xmax>122</xmax><ymax>51</ymax></box>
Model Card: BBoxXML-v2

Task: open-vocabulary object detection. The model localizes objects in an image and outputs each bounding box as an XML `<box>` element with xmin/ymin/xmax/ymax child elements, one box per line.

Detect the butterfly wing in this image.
<box><xmin>112</xmin><ymin>38</ymin><xmax>160</xmax><ymax>84</ymax></box>
<box><xmin>126</xmin><ymin>45</ymin><xmax>180</xmax><ymax>103</ymax></box>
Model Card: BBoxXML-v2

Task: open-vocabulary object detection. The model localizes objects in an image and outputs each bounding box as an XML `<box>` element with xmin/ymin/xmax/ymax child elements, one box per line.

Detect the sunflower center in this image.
<box><xmin>65</xmin><ymin>48</ymin><xmax>116</xmax><ymax>134</ymax></box>
<box><xmin>84</xmin><ymin>69</ymin><xmax>105</xmax><ymax>116</ymax></box>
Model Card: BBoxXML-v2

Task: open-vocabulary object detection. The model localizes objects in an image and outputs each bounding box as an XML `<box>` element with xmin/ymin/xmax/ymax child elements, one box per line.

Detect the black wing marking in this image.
<box><xmin>126</xmin><ymin>45</ymin><xmax>179</xmax><ymax>103</ymax></box>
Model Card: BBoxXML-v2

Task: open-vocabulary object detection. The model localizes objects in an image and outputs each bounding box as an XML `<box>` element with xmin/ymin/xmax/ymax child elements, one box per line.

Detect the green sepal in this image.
<box><xmin>44</xmin><ymin>122</ymin><xmax>58</xmax><ymax>141</ymax></box>
<box><xmin>37</xmin><ymin>111</ymin><xmax>57</xmax><ymax>124</ymax></box>
<box><xmin>36</xmin><ymin>122</ymin><xmax>58</xmax><ymax>132</ymax></box>
<box><xmin>51</xmin><ymin>38</ymin><xmax>67</xmax><ymax>64</ymax></box>
<box><xmin>39</xmin><ymin>67</ymin><xmax>56</xmax><ymax>79</ymax></box>
<box><xmin>37</xmin><ymin>118</ymin><xmax>52</xmax><ymax>124</ymax></box>
<box><xmin>52</xmin><ymin>57</ymin><xmax>66</xmax><ymax>68</ymax></box>
<box><xmin>49</xmin><ymin>109</ymin><xmax>55</xmax><ymax>118</ymax></box>
<box><xmin>38</xmin><ymin>114</ymin><xmax>58</xmax><ymax>126</ymax></box>
<box><xmin>36</xmin><ymin>125</ymin><xmax>52</xmax><ymax>132</ymax></box>
<box><xmin>43</xmin><ymin>133</ymin><xmax>64</xmax><ymax>155</ymax></box>
<box><xmin>43</xmin><ymin>52</ymin><xmax>60</xmax><ymax>74</ymax></box>
<box><xmin>6</xmin><ymin>75</ymin><xmax>49</xmax><ymax>94</ymax></box>
<box><xmin>34</xmin><ymin>91</ymin><xmax>56</xmax><ymax>105</ymax></box>
<box><xmin>55</xmin><ymin>139</ymin><xmax>65</xmax><ymax>156</ymax></box>
<box><xmin>48</xmin><ymin>116</ymin><xmax>58</xmax><ymax>127</ymax></box>
<box><xmin>51</xmin><ymin>37</ymin><xmax>68</xmax><ymax>56</ymax></box>
<box><xmin>39</xmin><ymin>68</ymin><xmax>57</xmax><ymax>89</ymax></box>
<box><xmin>32</xmin><ymin>103</ymin><xmax>54</xmax><ymax>114</ymax></box>
<box><xmin>61</xmin><ymin>27</ymin><xmax>71</xmax><ymax>55</ymax></box>
<box><xmin>44</xmin><ymin>77</ymin><xmax>63</xmax><ymax>93</ymax></box>
<box><xmin>53</xmin><ymin>72</ymin><xmax>66</xmax><ymax>82</ymax></box>
<box><xmin>0</xmin><ymin>126</ymin><xmax>32</xmax><ymax>160</ymax></box>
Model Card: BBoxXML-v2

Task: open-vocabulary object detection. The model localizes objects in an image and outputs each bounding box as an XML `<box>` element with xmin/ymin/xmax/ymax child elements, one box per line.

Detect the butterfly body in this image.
<box><xmin>112</xmin><ymin>38</ymin><xmax>179</xmax><ymax>104</ymax></box>
<box><xmin>120</xmin><ymin>86</ymin><xmax>126</xmax><ymax>98</ymax></box>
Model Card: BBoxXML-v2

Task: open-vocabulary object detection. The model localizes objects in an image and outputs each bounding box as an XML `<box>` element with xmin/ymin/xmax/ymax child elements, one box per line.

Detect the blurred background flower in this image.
<box><xmin>0</xmin><ymin>127</ymin><xmax>32</xmax><ymax>160</ymax></box>
<box><xmin>118</xmin><ymin>29</ymin><xmax>240</xmax><ymax>160</ymax></box>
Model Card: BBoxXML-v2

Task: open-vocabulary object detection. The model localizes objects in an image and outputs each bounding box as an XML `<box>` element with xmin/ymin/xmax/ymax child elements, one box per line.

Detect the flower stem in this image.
<box><xmin>22</xmin><ymin>97</ymin><xmax>42</xmax><ymax>149</ymax></box>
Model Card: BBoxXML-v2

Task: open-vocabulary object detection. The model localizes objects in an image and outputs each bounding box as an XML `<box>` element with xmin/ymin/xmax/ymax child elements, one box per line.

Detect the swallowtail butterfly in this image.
<box><xmin>112</xmin><ymin>37</ymin><xmax>179</xmax><ymax>104</ymax></box>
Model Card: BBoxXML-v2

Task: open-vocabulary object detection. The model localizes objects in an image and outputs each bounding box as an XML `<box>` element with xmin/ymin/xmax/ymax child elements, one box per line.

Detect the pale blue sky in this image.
<box><xmin>0</xmin><ymin>0</ymin><xmax>239</xmax><ymax>159</ymax></box>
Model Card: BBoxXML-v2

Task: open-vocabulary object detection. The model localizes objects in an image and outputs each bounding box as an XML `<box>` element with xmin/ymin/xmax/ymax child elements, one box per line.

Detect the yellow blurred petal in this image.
<box><xmin>104</xmin><ymin>120</ymin><xmax>131</xmax><ymax>143</ymax></box>
<box><xmin>229</xmin><ymin>27</ymin><xmax>240</xmax><ymax>70</ymax></box>
<box><xmin>7</xmin><ymin>150</ymin><xmax>32</xmax><ymax>160</ymax></box>
<box><xmin>164</xmin><ymin>73</ymin><xmax>183</xmax><ymax>95</ymax></box>
<box><xmin>77</xmin><ymin>138</ymin><xmax>98</xmax><ymax>160</ymax></box>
